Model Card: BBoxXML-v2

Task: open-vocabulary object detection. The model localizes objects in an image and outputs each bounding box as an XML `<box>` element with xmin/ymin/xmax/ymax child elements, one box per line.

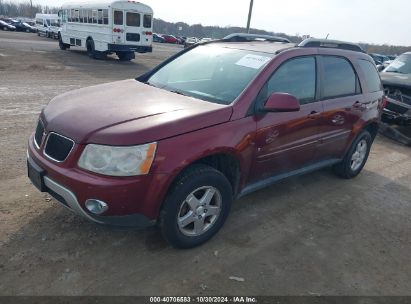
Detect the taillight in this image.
<box><xmin>113</xmin><ymin>28</ymin><xmax>123</xmax><ymax>33</ymax></box>
<box><xmin>379</xmin><ymin>96</ymin><xmax>388</xmax><ymax>110</ymax></box>
<box><xmin>144</xmin><ymin>31</ymin><xmax>153</xmax><ymax>35</ymax></box>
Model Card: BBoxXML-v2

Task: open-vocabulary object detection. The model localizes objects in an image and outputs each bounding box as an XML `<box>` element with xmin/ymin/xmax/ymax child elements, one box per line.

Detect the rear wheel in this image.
<box><xmin>160</xmin><ymin>164</ymin><xmax>233</xmax><ymax>248</ymax></box>
<box><xmin>333</xmin><ymin>130</ymin><xmax>372</xmax><ymax>179</ymax></box>
<box><xmin>117</xmin><ymin>51</ymin><xmax>135</xmax><ymax>61</ymax></box>
<box><xmin>86</xmin><ymin>38</ymin><xmax>106</xmax><ymax>60</ymax></box>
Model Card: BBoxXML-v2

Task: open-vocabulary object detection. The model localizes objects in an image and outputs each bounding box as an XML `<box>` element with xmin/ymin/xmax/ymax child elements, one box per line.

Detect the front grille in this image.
<box><xmin>126</xmin><ymin>33</ymin><xmax>140</xmax><ymax>42</ymax></box>
<box><xmin>34</xmin><ymin>120</ymin><xmax>44</xmax><ymax>148</ymax></box>
<box><xmin>44</xmin><ymin>133</ymin><xmax>74</xmax><ymax>162</ymax></box>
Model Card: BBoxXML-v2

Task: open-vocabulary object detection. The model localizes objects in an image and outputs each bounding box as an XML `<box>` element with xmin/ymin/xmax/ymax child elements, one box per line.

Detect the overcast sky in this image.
<box><xmin>24</xmin><ymin>0</ymin><xmax>411</xmax><ymax>46</ymax></box>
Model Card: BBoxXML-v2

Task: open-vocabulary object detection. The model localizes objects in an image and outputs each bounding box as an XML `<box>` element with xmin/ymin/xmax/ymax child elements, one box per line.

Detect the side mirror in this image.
<box><xmin>264</xmin><ymin>92</ymin><xmax>301</xmax><ymax>112</ymax></box>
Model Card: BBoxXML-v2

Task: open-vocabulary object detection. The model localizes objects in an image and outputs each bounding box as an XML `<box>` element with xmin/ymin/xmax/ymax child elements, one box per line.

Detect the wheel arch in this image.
<box><xmin>155</xmin><ymin>150</ymin><xmax>243</xmax><ymax>217</ymax></box>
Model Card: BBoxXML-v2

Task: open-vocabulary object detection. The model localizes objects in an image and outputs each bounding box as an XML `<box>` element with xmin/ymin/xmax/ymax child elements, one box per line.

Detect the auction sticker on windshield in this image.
<box><xmin>235</xmin><ymin>54</ymin><xmax>272</xmax><ymax>69</ymax></box>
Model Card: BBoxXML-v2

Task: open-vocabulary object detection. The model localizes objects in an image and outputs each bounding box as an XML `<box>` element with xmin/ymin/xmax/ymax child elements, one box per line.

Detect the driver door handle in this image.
<box><xmin>308</xmin><ymin>111</ymin><xmax>321</xmax><ymax>119</ymax></box>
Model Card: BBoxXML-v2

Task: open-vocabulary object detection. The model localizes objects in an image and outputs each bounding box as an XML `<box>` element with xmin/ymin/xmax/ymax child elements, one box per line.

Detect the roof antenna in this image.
<box><xmin>325</xmin><ymin>33</ymin><xmax>330</xmax><ymax>39</ymax></box>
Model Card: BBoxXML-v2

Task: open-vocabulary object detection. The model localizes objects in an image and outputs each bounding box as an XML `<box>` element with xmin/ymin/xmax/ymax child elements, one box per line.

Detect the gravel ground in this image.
<box><xmin>0</xmin><ymin>31</ymin><xmax>410</xmax><ymax>296</ymax></box>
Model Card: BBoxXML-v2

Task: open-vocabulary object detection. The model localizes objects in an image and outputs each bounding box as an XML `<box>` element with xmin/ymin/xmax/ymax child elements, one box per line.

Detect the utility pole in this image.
<box><xmin>246</xmin><ymin>0</ymin><xmax>254</xmax><ymax>33</ymax></box>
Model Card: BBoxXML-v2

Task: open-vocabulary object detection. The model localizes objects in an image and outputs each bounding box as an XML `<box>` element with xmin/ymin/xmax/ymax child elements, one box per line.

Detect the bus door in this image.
<box><xmin>123</xmin><ymin>10</ymin><xmax>143</xmax><ymax>45</ymax></box>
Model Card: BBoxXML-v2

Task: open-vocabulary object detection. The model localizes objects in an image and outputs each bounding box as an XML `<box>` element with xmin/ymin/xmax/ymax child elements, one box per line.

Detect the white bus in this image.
<box><xmin>35</xmin><ymin>13</ymin><xmax>60</xmax><ymax>38</ymax></box>
<box><xmin>58</xmin><ymin>0</ymin><xmax>153</xmax><ymax>61</ymax></box>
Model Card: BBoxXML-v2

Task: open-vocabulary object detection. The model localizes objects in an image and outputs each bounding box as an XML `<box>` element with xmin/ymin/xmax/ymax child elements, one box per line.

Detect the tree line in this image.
<box><xmin>1</xmin><ymin>1</ymin><xmax>410</xmax><ymax>55</ymax></box>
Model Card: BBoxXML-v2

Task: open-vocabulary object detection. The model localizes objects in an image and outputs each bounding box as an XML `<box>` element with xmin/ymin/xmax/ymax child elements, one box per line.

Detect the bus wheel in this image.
<box><xmin>117</xmin><ymin>52</ymin><xmax>135</xmax><ymax>61</ymax></box>
<box><xmin>58</xmin><ymin>35</ymin><xmax>69</xmax><ymax>50</ymax></box>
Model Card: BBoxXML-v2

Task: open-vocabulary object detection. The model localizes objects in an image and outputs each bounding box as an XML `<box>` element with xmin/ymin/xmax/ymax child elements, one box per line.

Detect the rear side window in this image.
<box><xmin>266</xmin><ymin>57</ymin><xmax>316</xmax><ymax>105</ymax></box>
<box><xmin>322</xmin><ymin>56</ymin><xmax>358</xmax><ymax>99</ymax></box>
<box><xmin>357</xmin><ymin>59</ymin><xmax>382</xmax><ymax>93</ymax></box>
<box><xmin>126</xmin><ymin>12</ymin><xmax>140</xmax><ymax>26</ymax></box>
<box><xmin>143</xmin><ymin>14</ymin><xmax>152</xmax><ymax>28</ymax></box>
<box><xmin>114</xmin><ymin>11</ymin><xmax>123</xmax><ymax>25</ymax></box>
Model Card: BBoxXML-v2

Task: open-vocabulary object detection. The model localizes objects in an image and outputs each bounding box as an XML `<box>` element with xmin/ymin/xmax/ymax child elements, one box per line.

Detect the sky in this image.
<box><xmin>22</xmin><ymin>0</ymin><xmax>411</xmax><ymax>46</ymax></box>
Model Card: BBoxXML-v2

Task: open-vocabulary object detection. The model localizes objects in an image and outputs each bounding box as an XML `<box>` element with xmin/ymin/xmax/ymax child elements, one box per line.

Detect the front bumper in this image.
<box><xmin>27</xmin><ymin>134</ymin><xmax>170</xmax><ymax>227</ymax></box>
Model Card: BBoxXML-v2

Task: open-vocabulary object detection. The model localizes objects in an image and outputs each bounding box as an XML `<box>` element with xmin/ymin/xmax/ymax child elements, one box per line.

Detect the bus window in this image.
<box><xmin>74</xmin><ymin>9</ymin><xmax>79</xmax><ymax>22</ymax></box>
<box><xmin>103</xmin><ymin>9</ymin><xmax>108</xmax><ymax>25</ymax></box>
<box><xmin>143</xmin><ymin>14</ymin><xmax>151</xmax><ymax>28</ymax></box>
<box><xmin>88</xmin><ymin>10</ymin><xmax>92</xmax><ymax>23</ymax></box>
<box><xmin>114</xmin><ymin>11</ymin><xmax>123</xmax><ymax>25</ymax></box>
<box><xmin>126</xmin><ymin>12</ymin><xmax>140</xmax><ymax>27</ymax></box>
<box><xmin>92</xmin><ymin>10</ymin><xmax>98</xmax><ymax>24</ymax></box>
<box><xmin>98</xmin><ymin>9</ymin><xmax>103</xmax><ymax>24</ymax></box>
<box><xmin>79</xmin><ymin>9</ymin><xmax>84</xmax><ymax>23</ymax></box>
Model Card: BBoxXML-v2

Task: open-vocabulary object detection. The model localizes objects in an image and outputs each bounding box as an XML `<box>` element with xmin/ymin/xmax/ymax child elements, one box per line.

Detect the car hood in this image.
<box><xmin>380</xmin><ymin>72</ymin><xmax>411</xmax><ymax>89</ymax></box>
<box><xmin>42</xmin><ymin>79</ymin><xmax>233</xmax><ymax>145</ymax></box>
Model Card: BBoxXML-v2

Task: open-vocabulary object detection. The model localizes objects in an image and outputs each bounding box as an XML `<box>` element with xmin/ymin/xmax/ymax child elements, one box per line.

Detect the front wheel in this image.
<box><xmin>160</xmin><ymin>164</ymin><xmax>233</xmax><ymax>248</ymax></box>
<box><xmin>58</xmin><ymin>34</ymin><xmax>69</xmax><ymax>50</ymax></box>
<box><xmin>333</xmin><ymin>130</ymin><xmax>372</xmax><ymax>179</ymax></box>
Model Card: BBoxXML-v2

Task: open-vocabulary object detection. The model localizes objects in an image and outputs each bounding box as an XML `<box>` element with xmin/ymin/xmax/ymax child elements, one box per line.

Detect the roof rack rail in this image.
<box><xmin>298</xmin><ymin>38</ymin><xmax>365</xmax><ymax>53</ymax></box>
<box><xmin>223</xmin><ymin>33</ymin><xmax>291</xmax><ymax>43</ymax></box>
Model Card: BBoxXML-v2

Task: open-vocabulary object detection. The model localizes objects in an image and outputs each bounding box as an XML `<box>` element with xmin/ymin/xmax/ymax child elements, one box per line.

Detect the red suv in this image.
<box><xmin>27</xmin><ymin>35</ymin><xmax>385</xmax><ymax>248</ymax></box>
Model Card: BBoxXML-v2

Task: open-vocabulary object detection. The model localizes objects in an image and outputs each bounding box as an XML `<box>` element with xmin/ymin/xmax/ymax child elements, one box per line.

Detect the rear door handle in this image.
<box><xmin>308</xmin><ymin>111</ymin><xmax>321</xmax><ymax>119</ymax></box>
<box><xmin>353</xmin><ymin>101</ymin><xmax>366</xmax><ymax>110</ymax></box>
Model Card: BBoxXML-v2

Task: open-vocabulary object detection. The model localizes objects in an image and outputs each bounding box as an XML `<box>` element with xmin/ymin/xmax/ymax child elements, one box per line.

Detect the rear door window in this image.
<box><xmin>322</xmin><ymin>56</ymin><xmax>359</xmax><ymax>99</ymax></box>
<box><xmin>114</xmin><ymin>10</ymin><xmax>123</xmax><ymax>25</ymax></box>
<box><xmin>126</xmin><ymin>12</ymin><xmax>140</xmax><ymax>26</ymax></box>
<box><xmin>357</xmin><ymin>59</ymin><xmax>382</xmax><ymax>93</ymax></box>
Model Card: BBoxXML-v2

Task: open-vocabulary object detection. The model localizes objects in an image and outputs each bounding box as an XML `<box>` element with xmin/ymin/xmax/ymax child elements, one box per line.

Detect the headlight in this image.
<box><xmin>78</xmin><ymin>142</ymin><xmax>157</xmax><ymax>176</ymax></box>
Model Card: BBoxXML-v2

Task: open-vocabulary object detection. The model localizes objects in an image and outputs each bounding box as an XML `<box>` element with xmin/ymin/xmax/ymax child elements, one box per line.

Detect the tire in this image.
<box><xmin>58</xmin><ymin>34</ymin><xmax>68</xmax><ymax>50</ymax></box>
<box><xmin>160</xmin><ymin>164</ymin><xmax>233</xmax><ymax>249</ymax></box>
<box><xmin>86</xmin><ymin>39</ymin><xmax>106</xmax><ymax>60</ymax></box>
<box><xmin>333</xmin><ymin>130</ymin><xmax>372</xmax><ymax>179</ymax></box>
<box><xmin>117</xmin><ymin>52</ymin><xmax>135</xmax><ymax>61</ymax></box>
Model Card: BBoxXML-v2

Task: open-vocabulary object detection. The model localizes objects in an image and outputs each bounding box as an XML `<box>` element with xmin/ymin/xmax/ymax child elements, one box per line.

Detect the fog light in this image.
<box><xmin>85</xmin><ymin>199</ymin><xmax>108</xmax><ymax>215</ymax></box>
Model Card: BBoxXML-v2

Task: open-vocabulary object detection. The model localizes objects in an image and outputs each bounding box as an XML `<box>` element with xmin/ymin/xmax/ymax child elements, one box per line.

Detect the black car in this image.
<box><xmin>153</xmin><ymin>33</ymin><xmax>165</xmax><ymax>43</ymax></box>
<box><xmin>0</xmin><ymin>20</ymin><xmax>16</xmax><ymax>31</ymax></box>
<box><xmin>11</xmin><ymin>21</ymin><xmax>36</xmax><ymax>32</ymax></box>
<box><xmin>380</xmin><ymin>52</ymin><xmax>411</xmax><ymax>126</ymax></box>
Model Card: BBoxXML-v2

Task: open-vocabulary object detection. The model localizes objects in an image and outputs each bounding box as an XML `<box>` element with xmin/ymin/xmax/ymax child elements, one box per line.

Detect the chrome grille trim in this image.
<box><xmin>43</xmin><ymin>132</ymin><xmax>75</xmax><ymax>163</ymax></box>
<box><xmin>34</xmin><ymin>119</ymin><xmax>45</xmax><ymax>149</ymax></box>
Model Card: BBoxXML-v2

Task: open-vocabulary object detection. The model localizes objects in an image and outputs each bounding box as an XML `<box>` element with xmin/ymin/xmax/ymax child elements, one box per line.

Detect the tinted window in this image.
<box><xmin>266</xmin><ymin>57</ymin><xmax>316</xmax><ymax>104</ymax></box>
<box><xmin>103</xmin><ymin>9</ymin><xmax>109</xmax><ymax>25</ymax></box>
<box><xmin>358</xmin><ymin>59</ymin><xmax>382</xmax><ymax>93</ymax></box>
<box><xmin>322</xmin><ymin>56</ymin><xmax>357</xmax><ymax>99</ymax></box>
<box><xmin>114</xmin><ymin>11</ymin><xmax>123</xmax><ymax>25</ymax></box>
<box><xmin>143</xmin><ymin>14</ymin><xmax>152</xmax><ymax>28</ymax></box>
<box><xmin>126</xmin><ymin>12</ymin><xmax>140</xmax><ymax>26</ymax></box>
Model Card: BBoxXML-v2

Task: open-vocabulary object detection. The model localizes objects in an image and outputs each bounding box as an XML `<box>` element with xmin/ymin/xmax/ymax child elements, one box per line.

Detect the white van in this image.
<box><xmin>58</xmin><ymin>0</ymin><xmax>153</xmax><ymax>61</ymax></box>
<box><xmin>35</xmin><ymin>14</ymin><xmax>60</xmax><ymax>38</ymax></box>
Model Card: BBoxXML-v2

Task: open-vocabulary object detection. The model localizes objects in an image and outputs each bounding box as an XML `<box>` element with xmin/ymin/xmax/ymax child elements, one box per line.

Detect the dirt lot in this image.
<box><xmin>0</xmin><ymin>31</ymin><xmax>411</xmax><ymax>296</ymax></box>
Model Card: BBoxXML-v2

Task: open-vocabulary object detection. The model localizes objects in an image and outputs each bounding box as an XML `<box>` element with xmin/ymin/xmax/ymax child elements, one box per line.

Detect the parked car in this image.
<box><xmin>27</xmin><ymin>36</ymin><xmax>384</xmax><ymax>248</ymax></box>
<box><xmin>175</xmin><ymin>36</ymin><xmax>185</xmax><ymax>44</ymax></box>
<box><xmin>199</xmin><ymin>37</ymin><xmax>212</xmax><ymax>43</ymax></box>
<box><xmin>380</xmin><ymin>52</ymin><xmax>411</xmax><ymax>126</ymax></box>
<box><xmin>11</xmin><ymin>21</ymin><xmax>36</xmax><ymax>32</ymax></box>
<box><xmin>153</xmin><ymin>33</ymin><xmax>165</xmax><ymax>43</ymax></box>
<box><xmin>0</xmin><ymin>20</ymin><xmax>16</xmax><ymax>31</ymax></box>
<box><xmin>184</xmin><ymin>37</ymin><xmax>199</xmax><ymax>48</ymax></box>
<box><xmin>161</xmin><ymin>34</ymin><xmax>178</xmax><ymax>44</ymax></box>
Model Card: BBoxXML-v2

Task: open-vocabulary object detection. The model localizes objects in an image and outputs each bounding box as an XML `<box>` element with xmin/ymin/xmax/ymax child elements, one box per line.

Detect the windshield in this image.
<box><xmin>51</xmin><ymin>19</ymin><xmax>59</xmax><ymax>26</ymax></box>
<box><xmin>385</xmin><ymin>54</ymin><xmax>411</xmax><ymax>74</ymax></box>
<box><xmin>147</xmin><ymin>45</ymin><xmax>273</xmax><ymax>105</ymax></box>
